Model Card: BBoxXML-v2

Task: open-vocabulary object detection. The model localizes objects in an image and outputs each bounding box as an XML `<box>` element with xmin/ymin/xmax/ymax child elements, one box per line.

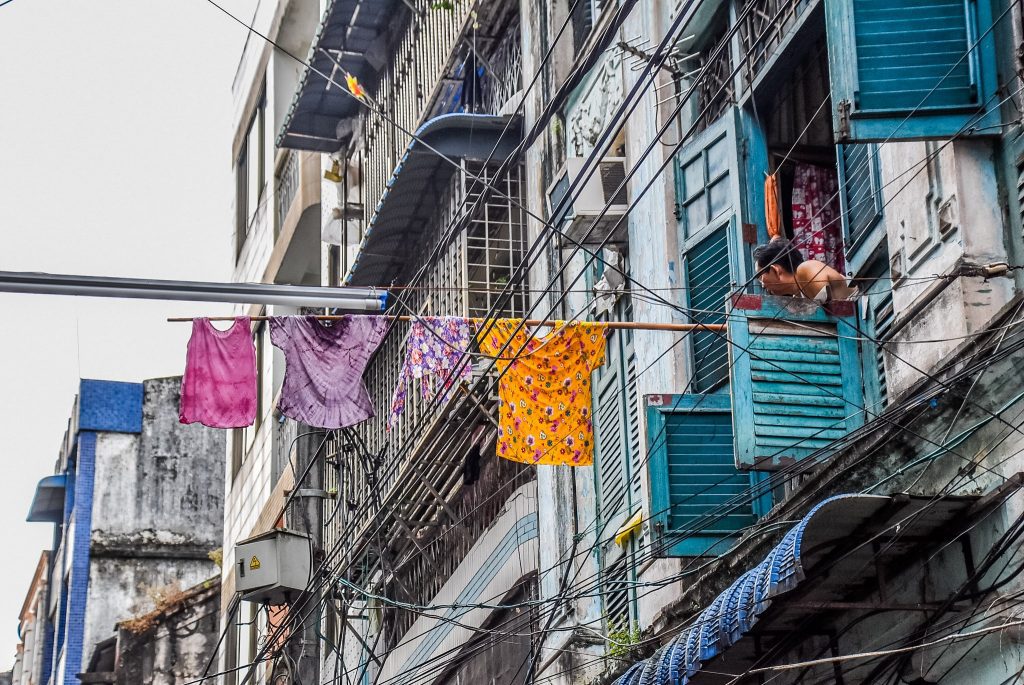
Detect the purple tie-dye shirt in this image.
<box><xmin>270</xmin><ymin>315</ymin><xmax>389</xmax><ymax>429</ymax></box>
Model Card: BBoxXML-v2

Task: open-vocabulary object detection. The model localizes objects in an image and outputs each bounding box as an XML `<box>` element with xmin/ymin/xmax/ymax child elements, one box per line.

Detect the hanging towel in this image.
<box><xmin>765</xmin><ymin>172</ymin><xmax>783</xmax><ymax>240</ymax></box>
<box><xmin>179</xmin><ymin>317</ymin><xmax>257</xmax><ymax>428</ymax></box>
<box><xmin>791</xmin><ymin>163</ymin><xmax>845</xmax><ymax>273</ymax></box>
<box><xmin>389</xmin><ymin>317</ymin><xmax>474</xmax><ymax>428</ymax></box>
<box><xmin>477</xmin><ymin>319</ymin><xmax>607</xmax><ymax>466</ymax></box>
<box><xmin>270</xmin><ymin>315</ymin><xmax>389</xmax><ymax>429</ymax></box>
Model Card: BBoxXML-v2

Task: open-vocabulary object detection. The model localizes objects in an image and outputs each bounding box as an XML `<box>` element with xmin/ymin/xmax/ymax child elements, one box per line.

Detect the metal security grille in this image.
<box><xmin>331</xmin><ymin>161</ymin><xmax>528</xmax><ymax>542</ymax></box>
<box><xmin>737</xmin><ymin>0</ymin><xmax>813</xmax><ymax>87</ymax></box>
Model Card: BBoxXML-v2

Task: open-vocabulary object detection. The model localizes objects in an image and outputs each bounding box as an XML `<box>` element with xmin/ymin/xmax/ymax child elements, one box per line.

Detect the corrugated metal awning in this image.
<box><xmin>612</xmin><ymin>493</ymin><xmax>979</xmax><ymax>685</ymax></box>
<box><xmin>277</xmin><ymin>0</ymin><xmax>398</xmax><ymax>152</ymax></box>
<box><xmin>27</xmin><ymin>474</ymin><xmax>67</xmax><ymax>523</ymax></box>
<box><xmin>345</xmin><ymin>113</ymin><xmax>522</xmax><ymax>287</ymax></box>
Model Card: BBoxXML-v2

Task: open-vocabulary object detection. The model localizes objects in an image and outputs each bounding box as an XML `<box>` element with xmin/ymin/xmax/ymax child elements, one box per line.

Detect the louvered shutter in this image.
<box><xmin>826</xmin><ymin>0</ymin><xmax>999</xmax><ymax>143</ymax></box>
<box><xmin>729</xmin><ymin>295</ymin><xmax>865</xmax><ymax>469</ymax></box>
<box><xmin>686</xmin><ymin>227</ymin><xmax>732</xmax><ymax>392</ymax></box>
<box><xmin>676</xmin><ymin>109</ymin><xmax>752</xmax><ymax>392</ymax></box>
<box><xmin>837</xmin><ymin>143</ymin><xmax>884</xmax><ymax>275</ymax></box>
<box><xmin>1010</xmin><ymin>128</ymin><xmax>1024</xmax><ymax>239</ymax></box>
<box><xmin>593</xmin><ymin>298</ymin><xmax>640</xmax><ymax>632</ymax></box>
<box><xmin>646</xmin><ymin>394</ymin><xmax>761</xmax><ymax>557</ymax></box>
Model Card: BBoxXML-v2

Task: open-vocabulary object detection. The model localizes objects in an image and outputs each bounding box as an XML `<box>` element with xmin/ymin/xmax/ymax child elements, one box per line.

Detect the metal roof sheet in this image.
<box><xmin>612</xmin><ymin>493</ymin><xmax>978</xmax><ymax>685</ymax></box>
<box><xmin>344</xmin><ymin>113</ymin><xmax>522</xmax><ymax>287</ymax></box>
<box><xmin>278</xmin><ymin>0</ymin><xmax>398</xmax><ymax>152</ymax></box>
<box><xmin>26</xmin><ymin>474</ymin><xmax>67</xmax><ymax>523</ymax></box>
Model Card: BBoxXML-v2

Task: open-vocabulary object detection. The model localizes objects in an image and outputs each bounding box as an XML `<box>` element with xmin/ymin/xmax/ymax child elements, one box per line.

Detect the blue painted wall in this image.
<box><xmin>42</xmin><ymin>380</ymin><xmax>144</xmax><ymax>684</ymax></box>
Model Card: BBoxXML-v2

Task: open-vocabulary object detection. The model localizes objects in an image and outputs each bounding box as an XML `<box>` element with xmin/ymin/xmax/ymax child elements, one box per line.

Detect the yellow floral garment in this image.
<box><xmin>478</xmin><ymin>319</ymin><xmax>607</xmax><ymax>466</ymax></box>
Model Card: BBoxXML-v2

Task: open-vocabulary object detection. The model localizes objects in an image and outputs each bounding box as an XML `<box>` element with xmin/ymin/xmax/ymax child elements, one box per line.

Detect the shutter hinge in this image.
<box><xmin>837</xmin><ymin>99</ymin><xmax>852</xmax><ymax>143</ymax></box>
<box><xmin>742</xmin><ymin>222</ymin><xmax>758</xmax><ymax>244</ymax></box>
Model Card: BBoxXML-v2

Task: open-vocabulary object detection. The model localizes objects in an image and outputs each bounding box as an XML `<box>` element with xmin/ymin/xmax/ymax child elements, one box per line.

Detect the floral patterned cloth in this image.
<box><xmin>478</xmin><ymin>319</ymin><xmax>607</xmax><ymax>466</ymax></box>
<box><xmin>791</xmin><ymin>163</ymin><xmax>845</xmax><ymax>273</ymax></box>
<box><xmin>389</xmin><ymin>317</ymin><xmax>474</xmax><ymax>428</ymax></box>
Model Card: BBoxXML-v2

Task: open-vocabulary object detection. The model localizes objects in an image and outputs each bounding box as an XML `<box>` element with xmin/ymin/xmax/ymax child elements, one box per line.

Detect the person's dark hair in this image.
<box><xmin>753</xmin><ymin>239</ymin><xmax>804</xmax><ymax>275</ymax></box>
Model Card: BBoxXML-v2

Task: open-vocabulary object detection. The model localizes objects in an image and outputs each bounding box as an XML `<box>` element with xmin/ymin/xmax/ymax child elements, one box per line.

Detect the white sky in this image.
<box><xmin>0</xmin><ymin>0</ymin><xmax>253</xmax><ymax>668</ymax></box>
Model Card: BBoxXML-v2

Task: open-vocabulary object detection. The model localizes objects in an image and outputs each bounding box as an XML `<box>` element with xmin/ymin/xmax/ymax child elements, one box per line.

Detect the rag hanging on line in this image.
<box><xmin>179</xmin><ymin>317</ymin><xmax>258</xmax><ymax>429</ymax></box>
<box><xmin>478</xmin><ymin>319</ymin><xmax>608</xmax><ymax>467</ymax></box>
<box><xmin>270</xmin><ymin>315</ymin><xmax>389</xmax><ymax>429</ymax></box>
<box><xmin>389</xmin><ymin>317</ymin><xmax>474</xmax><ymax>428</ymax></box>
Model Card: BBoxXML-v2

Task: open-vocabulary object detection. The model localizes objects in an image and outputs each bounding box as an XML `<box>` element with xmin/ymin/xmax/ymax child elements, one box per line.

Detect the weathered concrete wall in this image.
<box><xmin>90</xmin><ymin>377</ymin><xmax>224</xmax><ymax>553</ymax></box>
<box><xmin>82</xmin><ymin>377</ymin><xmax>224</xmax><ymax>666</ymax></box>
<box><xmin>82</xmin><ymin>558</ymin><xmax>215</xmax><ymax>672</ymax></box>
<box><xmin>114</xmin><ymin>582</ymin><xmax>220</xmax><ymax>685</ymax></box>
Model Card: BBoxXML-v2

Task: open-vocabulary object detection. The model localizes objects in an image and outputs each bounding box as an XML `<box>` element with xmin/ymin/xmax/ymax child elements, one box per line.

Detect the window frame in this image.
<box><xmin>234</xmin><ymin>87</ymin><xmax>267</xmax><ymax>260</ymax></box>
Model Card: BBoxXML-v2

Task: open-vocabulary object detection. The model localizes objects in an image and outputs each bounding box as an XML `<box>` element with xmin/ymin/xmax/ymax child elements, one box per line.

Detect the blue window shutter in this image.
<box><xmin>826</xmin><ymin>0</ymin><xmax>1000</xmax><ymax>142</ymax></box>
<box><xmin>646</xmin><ymin>395</ymin><xmax>765</xmax><ymax>557</ymax></box>
<box><xmin>837</xmin><ymin>143</ymin><xmax>884</xmax><ymax>276</ymax></box>
<box><xmin>676</xmin><ymin>108</ymin><xmax>762</xmax><ymax>391</ymax></box>
<box><xmin>729</xmin><ymin>296</ymin><xmax>865</xmax><ymax>469</ymax></box>
<box><xmin>686</xmin><ymin>227</ymin><xmax>731</xmax><ymax>392</ymax></box>
<box><xmin>1009</xmin><ymin>128</ymin><xmax>1024</xmax><ymax>239</ymax></box>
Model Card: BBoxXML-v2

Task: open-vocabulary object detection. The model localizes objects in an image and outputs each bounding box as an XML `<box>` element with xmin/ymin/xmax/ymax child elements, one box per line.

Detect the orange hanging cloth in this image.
<box><xmin>765</xmin><ymin>172</ymin><xmax>783</xmax><ymax>240</ymax></box>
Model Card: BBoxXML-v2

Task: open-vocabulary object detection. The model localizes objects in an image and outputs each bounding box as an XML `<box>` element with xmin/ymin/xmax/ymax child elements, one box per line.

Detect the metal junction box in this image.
<box><xmin>234</xmin><ymin>529</ymin><xmax>312</xmax><ymax>605</ymax></box>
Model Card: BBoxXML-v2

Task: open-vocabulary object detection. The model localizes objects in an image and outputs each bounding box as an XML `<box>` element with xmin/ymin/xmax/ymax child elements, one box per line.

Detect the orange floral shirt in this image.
<box><xmin>478</xmin><ymin>320</ymin><xmax>607</xmax><ymax>466</ymax></box>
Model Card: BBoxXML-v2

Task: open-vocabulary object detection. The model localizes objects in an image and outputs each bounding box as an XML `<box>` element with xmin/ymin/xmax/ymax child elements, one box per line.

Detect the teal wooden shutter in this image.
<box><xmin>837</xmin><ymin>143</ymin><xmax>884</xmax><ymax>276</ymax></box>
<box><xmin>686</xmin><ymin>227</ymin><xmax>731</xmax><ymax>392</ymax></box>
<box><xmin>729</xmin><ymin>296</ymin><xmax>865</xmax><ymax>469</ymax></box>
<box><xmin>646</xmin><ymin>394</ymin><xmax>764</xmax><ymax>557</ymax></box>
<box><xmin>826</xmin><ymin>0</ymin><xmax>999</xmax><ymax>142</ymax></box>
<box><xmin>675</xmin><ymin>108</ymin><xmax>755</xmax><ymax>391</ymax></box>
<box><xmin>1008</xmin><ymin>128</ymin><xmax>1024</xmax><ymax>239</ymax></box>
<box><xmin>862</xmin><ymin>282</ymin><xmax>895</xmax><ymax>409</ymax></box>
<box><xmin>592</xmin><ymin>297</ymin><xmax>639</xmax><ymax>631</ymax></box>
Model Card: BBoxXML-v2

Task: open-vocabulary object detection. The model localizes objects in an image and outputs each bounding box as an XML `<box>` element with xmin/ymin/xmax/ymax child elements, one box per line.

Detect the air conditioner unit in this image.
<box><xmin>546</xmin><ymin>157</ymin><xmax>629</xmax><ymax>245</ymax></box>
<box><xmin>234</xmin><ymin>529</ymin><xmax>312</xmax><ymax>605</ymax></box>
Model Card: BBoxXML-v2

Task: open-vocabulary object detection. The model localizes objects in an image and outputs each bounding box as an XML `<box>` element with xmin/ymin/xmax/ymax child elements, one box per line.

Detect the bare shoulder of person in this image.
<box><xmin>797</xmin><ymin>259</ymin><xmax>835</xmax><ymax>282</ymax></box>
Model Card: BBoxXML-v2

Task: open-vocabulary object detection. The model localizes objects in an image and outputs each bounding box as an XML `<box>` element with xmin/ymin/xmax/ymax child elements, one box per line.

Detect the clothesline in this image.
<box><xmin>166</xmin><ymin>315</ymin><xmax>727</xmax><ymax>332</ymax></box>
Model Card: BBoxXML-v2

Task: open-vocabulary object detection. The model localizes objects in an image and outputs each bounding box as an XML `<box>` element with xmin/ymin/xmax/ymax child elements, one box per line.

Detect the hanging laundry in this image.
<box><xmin>389</xmin><ymin>317</ymin><xmax>474</xmax><ymax>427</ymax></box>
<box><xmin>791</xmin><ymin>163</ymin><xmax>845</xmax><ymax>273</ymax></box>
<box><xmin>270</xmin><ymin>315</ymin><xmax>389</xmax><ymax>429</ymax></box>
<box><xmin>179</xmin><ymin>317</ymin><xmax>257</xmax><ymax>429</ymax></box>
<box><xmin>478</xmin><ymin>319</ymin><xmax>607</xmax><ymax>467</ymax></box>
<box><xmin>764</xmin><ymin>172</ymin><xmax>784</xmax><ymax>240</ymax></box>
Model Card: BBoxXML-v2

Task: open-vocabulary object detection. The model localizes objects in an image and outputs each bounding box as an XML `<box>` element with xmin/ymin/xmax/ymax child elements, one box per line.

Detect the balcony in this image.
<box><xmin>268</xmin><ymin>149</ymin><xmax>321</xmax><ymax>286</ymax></box>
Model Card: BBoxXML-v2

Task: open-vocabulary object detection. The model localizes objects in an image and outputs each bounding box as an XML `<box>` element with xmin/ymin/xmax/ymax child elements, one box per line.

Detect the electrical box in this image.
<box><xmin>234</xmin><ymin>529</ymin><xmax>312</xmax><ymax>605</ymax></box>
<box><xmin>546</xmin><ymin>157</ymin><xmax>630</xmax><ymax>245</ymax></box>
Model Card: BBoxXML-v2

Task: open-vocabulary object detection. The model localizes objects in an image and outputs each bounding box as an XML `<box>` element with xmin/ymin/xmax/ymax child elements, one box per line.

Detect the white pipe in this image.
<box><xmin>0</xmin><ymin>271</ymin><xmax>389</xmax><ymax>311</ymax></box>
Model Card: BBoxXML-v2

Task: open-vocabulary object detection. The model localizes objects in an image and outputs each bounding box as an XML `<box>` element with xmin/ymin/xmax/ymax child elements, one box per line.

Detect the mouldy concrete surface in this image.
<box><xmin>81</xmin><ymin>376</ymin><xmax>226</xmax><ymax>670</ymax></box>
<box><xmin>110</xmin><ymin>577</ymin><xmax>221</xmax><ymax>685</ymax></box>
<box><xmin>90</xmin><ymin>376</ymin><xmax>225</xmax><ymax>550</ymax></box>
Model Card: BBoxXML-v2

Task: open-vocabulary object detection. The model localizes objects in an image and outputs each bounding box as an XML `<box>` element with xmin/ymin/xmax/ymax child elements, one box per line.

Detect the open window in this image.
<box><xmin>728</xmin><ymin>295</ymin><xmax>864</xmax><ymax>470</ymax></box>
<box><xmin>646</xmin><ymin>394</ymin><xmax>769</xmax><ymax>556</ymax></box>
<box><xmin>825</xmin><ymin>0</ymin><xmax>1000</xmax><ymax>143</ymax></box>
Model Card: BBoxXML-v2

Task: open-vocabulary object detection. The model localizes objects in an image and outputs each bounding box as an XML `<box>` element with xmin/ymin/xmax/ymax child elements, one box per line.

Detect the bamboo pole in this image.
<box><xmin>166</xmin><ymin>315</ymin><xmax>727</xmax><ymax>332</ymax></box>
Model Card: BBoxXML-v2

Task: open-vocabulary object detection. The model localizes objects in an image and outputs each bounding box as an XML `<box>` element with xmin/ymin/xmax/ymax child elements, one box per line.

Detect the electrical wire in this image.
<box><xmin>211</xmin><ymin>1</ymin><xmax>1024</xmax><ymax>679</ymax></box>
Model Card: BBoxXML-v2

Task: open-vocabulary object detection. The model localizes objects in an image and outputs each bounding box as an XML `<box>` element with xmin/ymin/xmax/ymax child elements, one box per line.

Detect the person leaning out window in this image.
<box><xmin>752</xmin><ymin>239</ymin><xmax>857</xmax><ymax>302</ymax></box>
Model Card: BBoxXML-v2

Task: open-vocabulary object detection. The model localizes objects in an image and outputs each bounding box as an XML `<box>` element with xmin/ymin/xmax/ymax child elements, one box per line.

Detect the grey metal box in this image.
<box><xmin>234</xmin><ymin>529</ymin><xmax>312</xmax><ymax>605</ymax></box>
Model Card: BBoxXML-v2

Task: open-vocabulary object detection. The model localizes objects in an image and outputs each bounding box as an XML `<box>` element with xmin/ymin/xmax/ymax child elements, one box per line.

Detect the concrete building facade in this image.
<box><xmin>23</xmin><ymin>378</ymin><xmax>224</xmax><ymax>685</ymax></box>
<box><xmin>218</xmin><ymin>0</ymin><xmax>1024</xmax><ymax>683</ymax></box>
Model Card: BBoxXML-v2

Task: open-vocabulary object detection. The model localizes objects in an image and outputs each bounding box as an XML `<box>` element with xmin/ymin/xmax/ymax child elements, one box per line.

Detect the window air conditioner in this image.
<box><xmin>546</xmin><ymin>157</ymin><xmax>629</xmax><ymax>245</ymax></box>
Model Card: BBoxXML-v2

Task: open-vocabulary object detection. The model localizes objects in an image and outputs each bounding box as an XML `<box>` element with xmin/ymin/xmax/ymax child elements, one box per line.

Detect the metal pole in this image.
<box><xmin>0</xmin><ymin>271</ymin><xmax>388</xmax><ymax>311</ymax></box>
